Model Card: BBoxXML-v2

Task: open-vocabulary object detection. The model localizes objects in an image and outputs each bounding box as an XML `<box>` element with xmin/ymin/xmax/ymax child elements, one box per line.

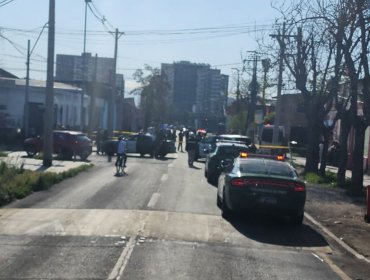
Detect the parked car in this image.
<box><xmin>24</xmin><ymin>130</ymin><xmax>93</xmax><ymax>160</ymax></box>
<box><xmin>217</xmin><ymin>155</ymin><xmax>306</xmax><ymax>225</ymax></box>
<box><xmin>102</xmin><ymin>133</ymin><xmax>176</xmax><ymax>158</ymax></box>
<box><xmin>204</xmin><ymin>142</ymin><xmax>252</xmax><ymax>185</ymax></box>
<box><xmin>197</xmin><ymin>134</ymin><xmax>252</xmax><ymax>161</ymax></box>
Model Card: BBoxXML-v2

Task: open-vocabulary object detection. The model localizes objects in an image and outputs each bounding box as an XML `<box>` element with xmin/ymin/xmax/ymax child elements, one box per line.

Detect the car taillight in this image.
<box><xmin>231</xmin><ymin>178</ymin><xmax>245</xmax><ymax>187</ymax></box>
<box><xmin>276</xmin><ymin>155</ymin><xmax>285</xmax><ymax>161</ymax></box>
<box><xmin>293</xmin><ymin>183</ymin><xmax>305</xmax><ymax>192</ymax></box>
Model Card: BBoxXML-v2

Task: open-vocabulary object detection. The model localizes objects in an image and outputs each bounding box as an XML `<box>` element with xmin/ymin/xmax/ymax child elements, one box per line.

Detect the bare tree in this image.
<box><xmin>320</xmin><ymin>0</ymin><xmax>370</xmax><ymax>194</ymax></box>
<box><xmin>271</xmin><ymin>1</ymin><xmax>343</xmax><ymax>174</ymax></box>
<box><xmin>273</xmin><ymin>0</ymin><xmax>370</xmax><ymax>194</ymax></box>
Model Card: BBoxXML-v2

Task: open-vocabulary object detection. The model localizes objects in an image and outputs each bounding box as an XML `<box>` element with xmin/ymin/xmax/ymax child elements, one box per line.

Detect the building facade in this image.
<box><xmin>0</xmin><ymin>77</ymin><xmax>103</xmax><ymax>138</ymax></box>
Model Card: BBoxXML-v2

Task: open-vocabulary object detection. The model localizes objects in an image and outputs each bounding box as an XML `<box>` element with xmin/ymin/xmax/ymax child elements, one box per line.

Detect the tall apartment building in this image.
<box><xmin>55</xmin><ymin>53</ymin><xmax>125</xmax><ymax>130</ymax></box>
<box><xmin>161</xmin><ymin>61</ymin><xmax>228</xmax><ymax>130</ymax></box>
<box><xmin>56</xmin><ymin>53</ymin><xmax>113</xmax><ymax>84</ymax></box>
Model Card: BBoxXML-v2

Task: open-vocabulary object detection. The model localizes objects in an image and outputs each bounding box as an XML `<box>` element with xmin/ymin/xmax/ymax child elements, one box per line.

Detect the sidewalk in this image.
<box><xmin>0</xmin><ymin>151</ymin><xmax>90</xmax><ymax>173</ymax></box>
<box><xmin>293</xmin><ymin>156</ymin><xmax>370</xmax><ymax>266</ymax></box>
<box><xmin>293</xmin><ymin>155</ymin><xmax>370</xmax><ymax>186</ymax></box>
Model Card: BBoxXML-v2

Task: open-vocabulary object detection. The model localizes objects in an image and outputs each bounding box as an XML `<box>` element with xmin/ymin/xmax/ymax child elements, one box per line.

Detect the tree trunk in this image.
<box><xmin>337</xmin><ymin>116</ymin><xmax>350</xmax><ymax>188</ymax></box>
<box><xmin>319</xmin><ymin>127</ymin><xmax>330</xmax><ymax>176</ymax></box>
<box><xmin>304</xmin><ymin>105</ymin><xmax>321</xmax><ymax>173</ymax></box>
<box><xmin>350</xmin><ymin>122</ymin><xmax>366</xmax><ymax>195</ymax></box>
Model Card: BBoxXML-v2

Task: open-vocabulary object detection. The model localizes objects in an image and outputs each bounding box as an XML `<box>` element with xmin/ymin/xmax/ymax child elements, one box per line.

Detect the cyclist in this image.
<box><xmin>115</xmin><ymin>135</ymin><xmax>127</xmax><ymax>175</ymax></box>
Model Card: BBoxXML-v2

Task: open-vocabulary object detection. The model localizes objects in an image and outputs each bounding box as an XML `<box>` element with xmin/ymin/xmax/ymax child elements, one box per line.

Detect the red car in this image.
<box><xmin>24</xmin><ymin>130</ymin><xmax>92</xmax><ymax>160</ymax></box>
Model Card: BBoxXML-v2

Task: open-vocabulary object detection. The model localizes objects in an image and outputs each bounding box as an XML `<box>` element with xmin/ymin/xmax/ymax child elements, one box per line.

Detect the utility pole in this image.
<box><xmin>43</xmin><ymin>0</ymin><xmax>55</xmax><ymax>167</ymax></box>
<box><xmin>261</xmin><ymin>58</ymin><xmax>271</xmax><ymax>108</ymax></box>
<box><xmin>108</xmin><ymin>28</ymin><xmax>124</xmax><ymax>138</ymax></box>
<box><xmin>24</xmin><ymin>24</ymin><xmax>47</xmax><ymax>138</ymax></box>
<box><xmin>270</xmin><ymin>22</ymin><xmax>286</xmax><ymax>145</ymax></box>
<box><xmin>245</xmin><ymin>51</ymin><xmax>260</xmax><ymax>139</ymax></box>
<box><xmin>24</xmin><ymin>40</ymin><xmax>30</xmax><ymax>138</ymax></box>
<box><xmin>231</xmin><ymin>68</ymin><xmax>242</xmax><ymax>114</ymax></box>
<box><xmin>88</xmin><ymin>54</ymin><xmax>98</xmax><ymax>134</ymax></box>
<box><xmin>81</xmin><ymin>0</ymin><xmax>92</xmax><ymax>132</ymax></box>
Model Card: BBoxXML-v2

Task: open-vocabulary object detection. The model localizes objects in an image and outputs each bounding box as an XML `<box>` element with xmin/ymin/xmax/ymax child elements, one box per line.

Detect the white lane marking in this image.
<box><xmin>147</xmin><ymin>193</ymin><xmax>160</xmax><ymax>208</ymax></box>
<box><xmin>161</xmin><ymin>174</ymin><xmax>168</xmax><ymax>181</ymax></box>
<box><xmin>311</xmin><ymin>253</ymin><xmax>324</xmax><ymax>262</ymax></box>
<box><xmin>305</xmin><ymin>212</ymin><xmax>370</xmax><ymax>264</ymax></box>
<box><xmin>108</xmin><ymin>237</ymin><xmax>136</xmax><ymax>280</ymax></box>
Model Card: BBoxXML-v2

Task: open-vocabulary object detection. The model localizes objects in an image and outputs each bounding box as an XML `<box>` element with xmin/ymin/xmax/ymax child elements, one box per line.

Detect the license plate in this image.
<box><xmin>259</xmin><ymin>197</ymin><xmax>277</xmax><ymax>204</ymax></box>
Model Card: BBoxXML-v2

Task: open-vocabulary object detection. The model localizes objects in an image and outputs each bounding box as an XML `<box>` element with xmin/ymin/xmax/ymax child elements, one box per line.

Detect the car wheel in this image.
<box><xmin>61</xmin><ymin>148</ymin><xmax>73</xmax><ymax>160</ymax></box>
<box><xmin>207</xmin><ymin>172</ymin><xmax>217</xmax><ymax>185</ymax></box>
<box><xmin>25</xmin><ymin>145</ymin><xmax>37</xmax><ymax>157</ymax></box>
<box><xmin>217</xmin><ymin>193</ymin><xmax>222</xmax><ymax>208</ymax></box>
<box><xmin>290</xmin><ymin>213</ymin><xmax>304</xmax><ymax>226</ymax></box>
<box><xmin>79</xmin><ymin>153</ymin><xmax>89</xmax><ymax>161</ymax></box>
<box><xmin>221</xmin><ymin>189</ymin><xmax>232</xmax><ymax>219</ymax></box>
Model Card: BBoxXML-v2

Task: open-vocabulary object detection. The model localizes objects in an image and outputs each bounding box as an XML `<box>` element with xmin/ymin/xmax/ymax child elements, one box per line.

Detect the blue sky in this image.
<box><xmin>0</xmin><ymin>0</ymin><xmax>280</xmax><ymax>92</ymax></box>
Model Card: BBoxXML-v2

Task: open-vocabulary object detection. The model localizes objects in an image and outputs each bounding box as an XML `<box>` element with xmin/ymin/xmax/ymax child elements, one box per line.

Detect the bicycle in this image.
<box><xmin>115</xmin><ymin>153</ymin><xmax>126</xmax><ymax>176</ymax></box>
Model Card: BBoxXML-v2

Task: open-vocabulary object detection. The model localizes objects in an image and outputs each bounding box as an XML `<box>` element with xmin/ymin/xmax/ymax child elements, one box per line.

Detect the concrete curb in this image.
<box><xmin>305</xmin><ymin>212</ymin><xmax>370</xmax><ymax>265</ymax></box>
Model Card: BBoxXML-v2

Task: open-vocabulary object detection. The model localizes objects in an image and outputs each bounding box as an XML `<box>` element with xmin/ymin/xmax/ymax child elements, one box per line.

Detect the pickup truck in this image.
<box><xmin>103</xmin><ymin>133</ymin><xmax>176</xmax><ymax>158</ymax></box>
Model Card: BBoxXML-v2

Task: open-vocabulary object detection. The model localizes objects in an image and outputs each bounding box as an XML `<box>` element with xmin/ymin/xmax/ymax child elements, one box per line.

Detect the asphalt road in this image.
<box><xmin>0</xmin><ymin>152</ymin><xmax>346</xmax><ymax>279</ymax></box>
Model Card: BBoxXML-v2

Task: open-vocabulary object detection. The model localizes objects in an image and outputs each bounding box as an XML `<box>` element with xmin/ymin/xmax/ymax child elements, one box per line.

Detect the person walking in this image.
<box><xmin>95</xmin><ymin>129</ymin><xmax>102</xmax><ymax>155</ymax></box>
<box><xmin>178</xmin><ymin>130</ymin><xmax>184</xmax><ymax>152</ymax></box>
<box><xmin>186</xmin><ymin>132</ymin><xmax>197</xmax><ymax>167</ymax></box>
<box><xmin>115</xmin><ymin>135</ymin><xmax>127</xmax><ymax>175</ymax></box>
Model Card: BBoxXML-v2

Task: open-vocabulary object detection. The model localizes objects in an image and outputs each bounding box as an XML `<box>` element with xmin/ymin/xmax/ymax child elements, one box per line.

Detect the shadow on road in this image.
<box><xmin>226</xmin><ymin>214</ymin><xmax>329</xmax><ymax>248</ymax></box>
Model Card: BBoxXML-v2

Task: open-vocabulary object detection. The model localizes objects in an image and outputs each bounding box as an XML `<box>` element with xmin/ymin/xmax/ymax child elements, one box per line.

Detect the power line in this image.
<box><xmin>0</xmin><ymin>0</ymin><xmax>15</xmax><ymax>8</ymax></box>
<box><xmin>90</xmin><ymin>1</ymin><xmax>115</xmax><ymax>30</ymax></box>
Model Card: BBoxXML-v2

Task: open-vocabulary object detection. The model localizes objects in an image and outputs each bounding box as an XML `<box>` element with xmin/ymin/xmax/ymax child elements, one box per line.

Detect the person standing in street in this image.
<box><xmin>185</xmin><ymin>132</ymin><xmax>197</xmax><ymax>167</ymax></box>
<box><xmin>178</xmin><ymin>130</ymin><xmax>184</xmax><ymax>152</ymax></box>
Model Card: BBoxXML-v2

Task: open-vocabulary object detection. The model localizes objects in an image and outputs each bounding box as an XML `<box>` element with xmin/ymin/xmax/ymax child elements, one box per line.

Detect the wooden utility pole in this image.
<box><xmin>108</xmin><ymin>28</ymin><xmax>124</xmax><ymax>137</ymax></box>
<box><xmin>43</xmin><ymin>0</ymin><xmax>55</xmax><ymax>167</ymax></box>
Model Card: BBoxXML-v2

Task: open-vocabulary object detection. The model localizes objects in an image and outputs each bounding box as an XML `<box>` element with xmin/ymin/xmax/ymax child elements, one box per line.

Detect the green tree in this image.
<box><xmin>131</xmin><ymin>65</ymin><xmax>170</xmax><ymax>129</ymax></box>
<box><xmin>228</xmin><ymin>111</ymin><xmax>247</xmax><ymax>134</ymax></box>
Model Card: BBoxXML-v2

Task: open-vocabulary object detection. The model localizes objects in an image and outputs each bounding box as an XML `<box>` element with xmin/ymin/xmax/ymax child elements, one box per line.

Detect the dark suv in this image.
<box><xmin>24</xmin><ymin>130</ymin><xmax>93</xmax><ymax>160</ymax></box>
<box><xmin>204</xmin><ymin>142</ymin><xmax>252</xmax><ymax>185</ymax></box>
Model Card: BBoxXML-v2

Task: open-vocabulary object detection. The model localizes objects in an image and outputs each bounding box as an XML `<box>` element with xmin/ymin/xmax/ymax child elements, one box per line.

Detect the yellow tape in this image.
<box><xmin>256</xmin><ymin>145</ymin><xmax>289</xmax><ymax>149</ymax></box>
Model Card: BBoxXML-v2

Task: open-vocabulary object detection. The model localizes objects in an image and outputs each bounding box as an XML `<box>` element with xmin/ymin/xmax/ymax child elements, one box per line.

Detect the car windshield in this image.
<box><xmin>239</xmin><ymin>159</ymin><xmax>296</xmax><ymax>178</ymax></box>
<box><xmin>76</xmin><ymin>135</ymin><xmax>90</xmax><ymax>142</ymax></box>
<box><xmin>217</xmin><ymin>136</ymin><xmax>251</xmax><ymax>146</ymax></box>
<box><xmin>218</xmin><ymin>146</ymin><xmax>248</xmax><ymax>157</ymax></box>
